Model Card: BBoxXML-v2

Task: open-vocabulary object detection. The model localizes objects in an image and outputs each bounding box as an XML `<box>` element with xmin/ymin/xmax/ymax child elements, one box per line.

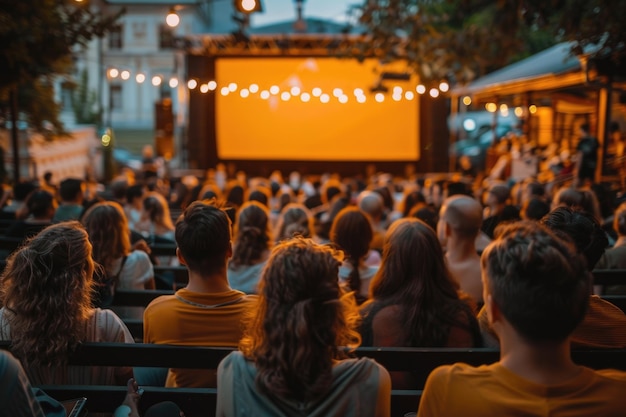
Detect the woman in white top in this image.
<box><xmin>0</xmin><ymin>222</ymin><xmax>134</xmax><ymax>385</ymax></box>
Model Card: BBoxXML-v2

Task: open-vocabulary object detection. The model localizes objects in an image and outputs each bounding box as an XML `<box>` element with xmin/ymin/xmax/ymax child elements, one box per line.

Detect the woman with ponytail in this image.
<box><xmin>0</xmin><ymin>222</ymin><xmax>134</xmax><ymax>385</ymax></box>
<box><xmin>227</xmin><ymin>201</ymin><xmax>272</xmax><ymax>294</ymax></box>
<box><xmin>217</xmin><ymin>237</ymin><xmax>391</xmax><ymax>417</ymax></box>
<box><xmin>330</xmin><ymin>206</ymin><xmax>378</xmax><ymax>304</ymax></box>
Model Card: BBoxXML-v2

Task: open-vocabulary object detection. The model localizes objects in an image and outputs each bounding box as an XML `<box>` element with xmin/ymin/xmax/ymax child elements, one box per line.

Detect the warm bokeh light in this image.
<box><xmin>187</xmin><ymin>79</ymin><xmax>198</xmax><ymax>89</ymax></box>
<box><xmin>514</xmin><ymin>106</ymin><xmax>524</xmax><ymax>117</ymax></box>
<box><xmin>320</xmin><ymin>93</ymin><xmax>330</xmax><ymax>103</ymax></box>
<box><xmin>166</xmin><ymin>10</ymin><xmax>180</xmax><ymax>28</ymax></box>
<box><xmin>393</xmin><ymin>86</ymin><xmax>402</xmax><ymax>95</ymax></box>
<box><xmin>485</xmin><ymin>102</ymin><xmax>497</xmax><ymax>112</ymax></box>
<box><xmin>405</xmin><ymin>91</ymin><xmax>414</xmax><ymax>100</ymax></box>
<box><xmin>312</xmin><ymin>87</ymin><xmax>322</xmax><ymax>97</ymax></box>
<box><xmin>151</xmin><ymin>76</ymin><xmax>162</xmax><ymax>86</ymax></box>
<box><xmin>462</xmin><ymin>96</ymin><xmax>472</xmax><ymax>105</ymax></box>
<box><xmin>353</xmin><ymin>88</ymin><xmax>364</xmax><ymax>96</ymax></box>
<box><xmin>300</xmin><ymin>92</ymin><xmax>311</xmax><ymax>102</ymax></box>
<box><xmin>135</xmin><ymin>73</ymin><xmax>146</xmax><ymax>83</ymax></box>
<box><xmin>200</xmin><ymin>84</ymin><xmax>209</xmax><ymax>93</ymax></box>
<box><xmin>290</xmin><ymin>86</ymin><xmax>301</xmax><ymax>96</ymax></box>
<box><xmin>169</xmin><ymin>77</ymin><xmax>178</xmax><ymax>88</ymax></box>
<box><xmin>339</xmin><ymin>95</ymin><xmax>348</xmax><ymax>104</ymax></box>
<box><xmin>260</xmin><ymin>90</ymin><xmax>270</xmax><ymax>99</ymax></box>
<box><xmin>392</xmin><ymin>94</ymin><xmax>402</xmax><ymax>102</ymax></box>
<box><xmin>120</xmin><ymin>70</ymin><xmax>130</xmax><ymax>80</ymax></box>
<box><xmin>241</xmin><ymin>0</ymin><xmax>257</xmax><ymax>12</ymax></box>
<box><xmin>332</xmin><ymin>88</ymin><xmax>343</xmax><ymax>98</ymax></box>
<box><xmin>356</xmin><ymin>95</ymin><xmax>366</xmax><ymax>103</ymax></box>
<box><xmin>429</xmin><ymin>88</ymin><xmax>439</xmax><ymax>98</ymax></box>
<box><xmin>416</xmin><ymin>85</ymin><xmax>426</xmax><ymax>94</ymax></box>
<box><xmin>439</xmin><ymin>82</ymin><xmax>449</xmax><ymax>92</ymax></box>
<box><xmin>208</xmin><ymin>81</ymin><xmax>217</xmax><ymax>91</ymax></box>
<box><xmin>270</xmin><ymin>85</ymin><xmax>280</xmax><ymax>95</ymax></box>
<box><xmin>375</xmin><ymin>93</ymin><xmax>385</xmax><ymax>102</ymax></box>
<box><xmin>529</xmin><ymin>104</ymin><xmax>538</xmax><ymax>114</ymax></box>
<box><xmin>228</xmin><ymin>82</ymin><xmax>237</xmax><ymax>92</ymax></box>
<box><xmin>221</xmin><ymin>86</ymin><xmax>230</xmax><ymax>96</ymax></box>
<box><xmin>249</xmin><ymin>83</ymin><xmax>259</xmax><ymax>93</ymax></box>
<box><xmin>108</xmin><ymin>68</ymin><xmax>119</xmax><ymax>78</ymax></box>
<box><xmin>500</xmin><ymin>104</ymin><xmax>509</xmax><ymax>116</ymax></box>
<box><xmin>281</xmin><ymin>92</ymin><xmax>291</xmax><ymax>101</ymax></box>
<box><xmin>240</xmin><ymin>88</ymin><xmax>250</xmax><ymax>98</ymax></box>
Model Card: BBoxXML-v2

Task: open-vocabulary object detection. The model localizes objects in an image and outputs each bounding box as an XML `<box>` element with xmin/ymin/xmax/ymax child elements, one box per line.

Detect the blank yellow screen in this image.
<box><xmin>215</xmin><ymin>58</ymin><xmax>419</xmax><ymax>161</ymax></box>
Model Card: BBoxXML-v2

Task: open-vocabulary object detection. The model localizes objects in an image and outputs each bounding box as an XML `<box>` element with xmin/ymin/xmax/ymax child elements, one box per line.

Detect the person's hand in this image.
<box><xmin>120</xmin><ymin>378</ymin><xmax>142</xmax><ymax>417</ymax></box>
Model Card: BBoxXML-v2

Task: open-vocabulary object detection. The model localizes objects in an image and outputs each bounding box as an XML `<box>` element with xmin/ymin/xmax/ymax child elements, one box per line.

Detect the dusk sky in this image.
<box><xmin>250</xmin><ymin>0</ymin><xmax>358</xmax><ymax>26</ymax></box>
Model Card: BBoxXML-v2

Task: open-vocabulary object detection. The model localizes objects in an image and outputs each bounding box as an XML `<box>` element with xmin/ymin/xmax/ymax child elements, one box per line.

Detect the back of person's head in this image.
<box><xmin>12</xmin><ymin>181</ymin><xmax>37</xmax><ymax>202</ymax></box>
<box><xmin>330</xmin><ymin>207</ymin><xmax>373</xmax><ymax>297</ymax></box>
<box><xmin>175</xmin><ymin>200</ymin><xmax>232</xmax><ymax>273</ymax></box>
<box><xmin>440</xmin><ymin>195</ymin><xmax>482</xmax><ymax>239</ymax></box>
<box><xmin>230</xmin><ymin>201</ymin><xmax>271</xmax><ymax>268</ymax></box>
<box><xmin>59</xmin><ymin>178</ymin><xmax>84</xmax><ymax>203</ymax></box>
<box><xmin>522</xmin><ymin>197</ymin><xmax>550</xmax><ymax>221</ymax></box>
<box><xmin>357</xmin><ymin>191</ymin><xmax>384</xmax><ymax>221</ymax></box>
<box><xmin>225</xmin><ymin>182</ymin><xmax>245</xmax><ymax>208</ymax></box>
<box><xmin>409</xmin><ymin>204</ymin><xmax>438</xmax><ymax>231</ymax></box>
<box><xmin>25</xmin><ymin>189</ymin><xmax>56</xmax><ymax>219</ymax></box>
<box><xmin>0</xmin><ymin>221</ymin><xmax>94</xmax><ymax>367</ymax></box>
<box><xmin>240</xmin><ymin>237</ymin><xmax>359</xmax><ymax>402</ymax></box>
<box><xmin>483</xmin><ymin>221</ymin><xmax>590</xmax><ymax>343</ymax></box>
<box><xmin>82</xmin><ymin>201</ymin><xmax>131</xmax><ymax>268</ymax></box>
<box><xmin>110</xmin><ymin>179</ymin><xmax>128</xmax><ymax>202</ymax></box>
<box><xmin>247</xmin><ymin>187</ymin><xmax>270</xmax><ymax>207</ymax></box>
<box><xmin>540</xmin><ymin>207</ymin><xmax>608</xmax><ymax>270</ymax></box>
<box><xmin>321</xmin><ymin>179</ymin><xmax>343</xmax><ymax>205</ymax></box>
<box><xmin>614</xmin><ymin>203</ymin><xmax>626</xmax><ymax>237</ymax></box>
<box><xmin>580</xmin><ymin>122</ymin><xmax>590</xmax><ymax>134</ymax></box>
<box><xmin>370</xmin><ymin>218</ymin><xmax>470</xmax><ymax>345</ymax></box>
<box><xmin>553</xmin><ymin>187</ymin><xmax>601</xmax><ymax>221</ymax></box>
<box><xmin>402</xmin><ymin>190</ymin><xmax>426</xmax><ymax>218</ymax></box>
<box><xmin>143</xmin><ymin>192</ymin><xmax>174</xmax><ymax>229</ymax></box>
<box><xmin>275</xmin><ymin>203</ymin><xmax>313</xmax><ymax>242</ymax></box>
<box><xmin>487</xmin><ymin>184</ymin><xmax>510</xmax><ymax>206</ymax></box>
<box><xmin>125</xmin><ymin>184</ymin><xmax>144</xmax><ymax>204</ymax></box>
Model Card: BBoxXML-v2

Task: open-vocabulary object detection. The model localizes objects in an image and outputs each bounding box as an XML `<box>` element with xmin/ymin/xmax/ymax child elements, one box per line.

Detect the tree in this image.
<box><xmin>0</xmin><ymin>0</ymin><xmax>123</xmax><ymax>133</ymax></box>
<box><xmin>356</xmin><ymin>0</ymin><xmax>626</xmax><ymax>85</ymax></box>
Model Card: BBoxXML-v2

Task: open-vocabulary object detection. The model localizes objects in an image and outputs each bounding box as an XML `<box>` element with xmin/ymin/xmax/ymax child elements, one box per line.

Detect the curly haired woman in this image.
<box><xmin>0</xmin><ymin>222</ymin><xmax>134</xmax><ymax>385</ymax></box>
<box><xmin>227</xmin><ymin>201</ymin><xmax>272</xmax><ymax>294</ymax></box>
<box><xmin>217</xmin><ymin>238</ymin><xmax>391</xmax><ymax>417</ymax></box>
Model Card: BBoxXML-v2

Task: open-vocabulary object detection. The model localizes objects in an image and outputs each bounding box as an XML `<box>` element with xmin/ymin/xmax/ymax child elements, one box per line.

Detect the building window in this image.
<box><xmin>60</xmin><ymin>82</ymin><xmax>74</xmax><ymax>111</ymax></box>
<box><xmin>110</xmin><ymin>84</ymin><xmax>123</xmax><ymax>110</ymax></box>
<box><xmin>109</xmin><ymin>24</ymin><xmax>123</xmax><ymax>50</ymax></box>
<box><xmin>159</xmin><ymin>24</ymin><xmax>175</xmax><ymax>49</ymax></box>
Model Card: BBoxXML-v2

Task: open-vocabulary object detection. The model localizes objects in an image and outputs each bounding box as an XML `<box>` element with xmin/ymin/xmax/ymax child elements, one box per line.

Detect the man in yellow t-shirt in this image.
<box><xmin>143</xmin><ymin>201</ymin><xmax>257</xmax><ymax>388</ymax></box>
<box><xmin>418</xmin><ymin>221</ymin><xmax>626</xmax><ymax>417</ymax></box>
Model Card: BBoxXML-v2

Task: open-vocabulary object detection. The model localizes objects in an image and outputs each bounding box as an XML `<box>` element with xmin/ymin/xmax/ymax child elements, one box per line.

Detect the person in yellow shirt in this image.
<box><xmin>143</xmin><ymin>201</ymin><xmax>257</xmax><ymax>388</ymax></box>
<box><xmin>417</xmin><ymin>221</ymin><xmax>626</xmax><ymax>417</ymax></box>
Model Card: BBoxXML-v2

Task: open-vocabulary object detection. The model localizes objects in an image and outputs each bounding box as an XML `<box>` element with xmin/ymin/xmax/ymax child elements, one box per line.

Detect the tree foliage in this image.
<box><xmin>357</xmin><ymin>0</ymin><xmax>626</xmax><ymax>84</ymax></box>
<box><xmin>0</xmin><ymin>0</ymin><xmax>122</xmax><ymax>135</ymax></box>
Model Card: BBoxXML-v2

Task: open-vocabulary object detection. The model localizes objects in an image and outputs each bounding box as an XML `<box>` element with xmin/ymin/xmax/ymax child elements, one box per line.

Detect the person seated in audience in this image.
<box><xmin>227</xmin><ymin>201</ymin><xmax>272</xmax><ymax>295</ymax></box>
<box><xmin>0</xmin><ymin>222</ymin><xmax>134</xmax><ymax>385</ymax></box>
<box><xmin>438</xmin><ymin>195</ymin><xmax>484</xmax><ymax>306</ymax></box>
<box><xmin>134</xmin><ymin>192</ymin><xmax>176</xmax><ymax>243</ymax></box>
<box><xmin>330</xmin><ymin>206</ymin><xmax>378</xmax><ymax>304</ymax></box>
<box><xmin>5</xmin><ymin>189</ymin><xmax>56</xmax><ymax>240</ymax></box>
<box><xmin>52</xmin><ymin>178</ymin><xmax>85</xmax><ymax>222</ymax></box>
<box><xmin>217</xmin><ymin>237</ymin><xmax>391</xmax><ymax>417</ymax></box>
<box><xmin>521</xmin><ymin>197</ymin><xmax>551</xmax><ymax>221</ymax></box>
<box><xmin>551</xmin><ymin>186</ymin><xmax>602</xmax><ymax>222</ymax></box>
<box><xmin>0</xmin><ymin>181</ymin><xmax>37</xmax><ymax>220</ymax></box>
<box><xmin>418</xmin><ymin>221</ymin><xmax>626</xmax><ymax>416</ymax></box>
<box><xmin>143</xmin><ymin>201</ymin><xmax>257</xmax><ymax>388</ymax></box>
<box><xmin>481</xmin><ymin>183</ymin><xmax>520</xmax><ymax>239</ymax></box>
<box><xmin>479</xmin><ymin>207</ymin><xmax>626</xmax><ymax>349</ymax></box>
<box><xmin>82</xmin><ymin>202</ymin><xmax>155</xmax><ymax>317</ymax></box>
<box><xmin>274</xmin><ymin>203</ymin><xmax>314</xmax><ymax>243</ymax></box>
<box><xmin>595</xmin><ymin>202</ymin><xmax>626</xmax><ymax>294</ymax></box>
<box><xmin>357</xmin><ymin>191</ymin><xmax>387</xmax><ymax>252</ymax></box>
<box><xmin>359</xmin><ymin>218</ymin><xmax>481</xmax><ymax>389</ymax></box>
<box><xmin>124</xmin><ymin>184</ymin><xmax>145</xmax><ymax>231</ymax></box>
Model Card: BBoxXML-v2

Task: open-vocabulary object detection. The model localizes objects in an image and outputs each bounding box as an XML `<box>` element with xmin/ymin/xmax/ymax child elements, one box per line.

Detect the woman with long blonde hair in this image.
<box><xmin>0</xmin><ymin>222</ymin><xmax>134</xmax><ymax>385</ymax></box>
<box><xmin>217</xmin><ymin>238</ymin><xmax>391</xmax><ymax>416</ymax></box>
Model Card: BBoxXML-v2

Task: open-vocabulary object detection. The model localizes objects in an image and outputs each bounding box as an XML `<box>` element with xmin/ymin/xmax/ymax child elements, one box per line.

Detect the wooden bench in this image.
<box><xmin>2</xmin><ymin>342</ymin><xmax>626</xmax><ymax>417</ymax></box>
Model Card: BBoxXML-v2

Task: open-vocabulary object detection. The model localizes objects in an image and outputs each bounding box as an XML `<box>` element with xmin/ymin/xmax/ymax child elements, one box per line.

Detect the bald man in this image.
<box><xmin>438</xmin><ymin>195</ymin><xmax>484</xmax><ymax>306</ymax></box>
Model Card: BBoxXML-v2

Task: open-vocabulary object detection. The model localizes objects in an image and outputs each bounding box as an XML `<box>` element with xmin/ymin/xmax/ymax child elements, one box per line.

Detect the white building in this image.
<box><xmin>62</xmin><ymin>0</ymin><xmax>237</xmax><ymax>131</ymax></box>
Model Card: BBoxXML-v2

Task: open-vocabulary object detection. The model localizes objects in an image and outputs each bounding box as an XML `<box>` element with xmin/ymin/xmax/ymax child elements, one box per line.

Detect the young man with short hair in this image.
<box><xmin>418</xmin><ymin>221</ymin><xmax>626</xmax><ymax>416</ymax></box>
<box><xmin>143</xmin><ymin>201</ymin><xmax>257</xmax><ymax>388</ymax></box>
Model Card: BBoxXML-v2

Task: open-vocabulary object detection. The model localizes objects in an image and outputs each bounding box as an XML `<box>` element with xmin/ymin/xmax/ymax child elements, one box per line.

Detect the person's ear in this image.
<box><xmin>176</xmin><ymin>248</ymin><xmax>187</xmax><ymax>266</ymax></box>
<box><xmin>227</xmin><ymin>241</ymin><xmax>233</xmax><ymax>259</ymax></box>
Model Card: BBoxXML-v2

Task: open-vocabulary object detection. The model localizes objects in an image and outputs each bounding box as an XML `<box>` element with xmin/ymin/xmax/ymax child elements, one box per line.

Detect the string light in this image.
<box><xmin>228</xmin><ymin>82</ymin><xmax>237</xmax><ymax>92</ymax></box>
<box><xmin>356</xmin><ymin>95</ymin><xmax>366</xmax><ymax>103</ymax></box>
<box><xmin>290</xmin><ymin>86</ymin><xmax>301</xmax><ymax>96</ymax></box>
<box><xmin>429</xmin><ymin>88</ymin><xmax>439</xmax><ymax>98</ymax></box>
<box><xmin>108</xmin><ymin>68</ymin><xmax>119</xmax><ymax>78</ymax></box>
<box><xmin>187</xmin><ymin>79</ymin><xmax>198</xmax><ymax>89</ymax></box>
<box><xmin>514</xmin><ymin>107</ymin><xmax>524</xmax><ymax>117</ymax></box>
<box><xmin>375</xmin><ymin>93</ymin><xmax>384</xmax><ymax>103</ymax></box>
<box><xmin>485</xmin><ymin>102</ymin><xmax>497</xmax><ymax>112</ymax></box>
<box><xmin>338</xmin><ymin>95</ymin><xmax>348</xmax><ymax>104</ymax></box>
<box><xmin>135</xmin><ymin>73</ymin><xmax>146</xmax><ymax>83</ymax></box>
<box><xmin>269</xmin><ymin>85</ymin><xmax>280</xmax><ymax>95</ymax></box>
<box><xmin>208</xmin><ymin>81</ymin><xmax>217</xmax><ymax>91</ymax></box>
<box><xmin>320</xmin><ymin>93</ymin><xmax>330</xmax><ymax>103</ymax></box>
<box><xmin>249</xmin><ymin>83</ymin><xmax>259</xmax><ymax>93</ymax></box>
<box><xmin>240</xmin><ymin>88</ymin><xmax>250</xmax><ymax>98</ymax></box>
<box><xmin>405</xmin><ymin>91</ymin><xmax>414</xmax><ymax>100</ymax></box>
<box><xmin>439</xmin><ymin>82</ymin><xmax>449</xmax><ymax>92</ymax></box>
<box><xmin>151</xmin><ymin>76</ymin><xmax>162</xmax><ymax>86</ymax></box>
<box><xmin>260</xmin><ymin>90</ymin><xmax>270</xmax><ymax>99</ymax></box>
<box><xmin>200</xmin><ymin>84</ymin><xmax>210</xmax><ymax>93</ymax></box>
<box><xmin>120</xmin><ymin>70</ymin><xmax>130</xmax><ymax>80</ymax></box>
<box><xmin>393</xmin><ymin>86</ymin><xmax>402</xmax><ymax>95</ymax></box>
<box><xmin>280</xmin><ymin>91</ymin><xmax>291</xmax><ymax>101</ymax></box>
<box><xmin>169</xmin><ymin>77</ymin><xmax>178</xmax><ymax>88</ymax></box>
<box><xmin>312</xmin><ymin>87</ymin><xmax>322</xmax><ymax>97</ymax></box>
<box><xmin>462</xmin><ymin>96</ymin><xmax>472</xmax><ymax>105</ymax></box>
<box><xmin>220</xmin><ymin>86</ymin><xmax>230</xmax><ymax>96</ymax></box>
<box><xmin>332</xmin><ymin>88</ymin><xmax>343</xmax><ymax>98</ymax></box>
<box><xmin>300</xmin><ymin>92</ymin><xmax>311</xmax><ymax>102</ymax></box>
<box><xmin>353</xmin><ymin>88</ymin><xmax>364</xmax><ymax>96</ymax></box>
<box><xmin>529</xmin><ymin>104</ymin><xmax>538</xmax><ymax>114</ymax></box>
<box><xmin>416</xmin><ymin>85</ymin><xmax>426</xmax><ymax>94</ymax></box>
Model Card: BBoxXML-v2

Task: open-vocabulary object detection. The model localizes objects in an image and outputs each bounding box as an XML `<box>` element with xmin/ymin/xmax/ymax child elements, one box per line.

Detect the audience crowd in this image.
<box><xmin>1</xmin><ymin>163</ymin><xmax>626</xmax><ymax>416</ymax></box>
